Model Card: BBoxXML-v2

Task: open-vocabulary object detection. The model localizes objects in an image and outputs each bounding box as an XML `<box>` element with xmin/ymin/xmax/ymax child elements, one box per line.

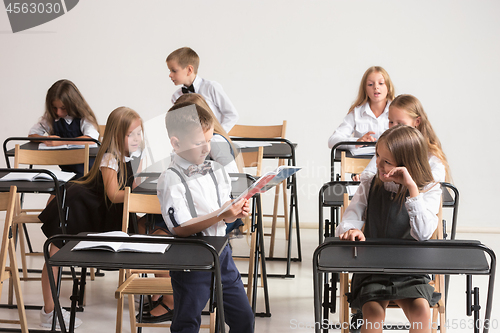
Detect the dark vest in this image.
<box><xmin>364</xmin><ymin>178</ymin><xmax>413</xmax><ymax>240</ymax></box>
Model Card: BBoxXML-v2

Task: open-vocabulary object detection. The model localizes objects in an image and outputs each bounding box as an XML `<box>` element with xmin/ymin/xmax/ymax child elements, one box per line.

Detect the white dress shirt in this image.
<box><xmin>156</xmin><ymin>154</ymin><xmax>232</xmax><ymax>236</ymax></box>
<box><xmin>29</xmin><ymin>115</ymin><xmax>99</xmax><ymax>140</ymax></box>
<box><xmin>335</xmin><ymin>174</ymin><xmax>441</xmax><ymax>241</ymax></box>
<box><xmin>171</xmin><ymin>76</ymin><xmax>239</xmax><ymax>132</ymax></box>
<box><xmin>328</xmin><ymin>101</ymin><xmax>390</xmax><ymax>149</ymax></box>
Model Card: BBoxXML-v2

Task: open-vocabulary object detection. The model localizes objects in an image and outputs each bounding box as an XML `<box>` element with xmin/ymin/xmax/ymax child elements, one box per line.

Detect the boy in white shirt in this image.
<box><xmin>157</xmin><ymin>102</ymin><xmax>254</xmax><ymax>333</ymax></box>
<box><xmin>167</xmin><ymin>47</ymin><xmax>239</xmax><ymax>133</ymax></box>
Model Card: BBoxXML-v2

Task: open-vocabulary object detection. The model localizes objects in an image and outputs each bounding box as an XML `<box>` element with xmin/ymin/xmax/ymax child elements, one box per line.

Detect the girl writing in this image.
<box><xmin>38</xmin><ymin>107</ymin><xmax>143</xmax><ymax>329</ymax></box>
<box><xmin>328</xmin><ymin>66</ymin><xmax>395</xmax><ymax>149</ymax></box>
<box><xmin>360</xmin><ymin>94</ymin><xmax>450</xmax><ymax>183</ymax></box>
<box><xmin>28</xmin><ymin>79</ymin><xmax>100</xmax><ymax>178</ymax></box>
<box><xmin>336</xmin><ymin>125</ymin><xmax>442</xmax><ymax>333</ymax></box>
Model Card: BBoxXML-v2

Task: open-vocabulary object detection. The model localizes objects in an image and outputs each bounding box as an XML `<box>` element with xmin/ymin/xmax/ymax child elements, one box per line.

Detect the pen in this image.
<box><xmin>353</xmin><ymin>245</ymin><xmax>357</xmax><ymax>258</ymax></box>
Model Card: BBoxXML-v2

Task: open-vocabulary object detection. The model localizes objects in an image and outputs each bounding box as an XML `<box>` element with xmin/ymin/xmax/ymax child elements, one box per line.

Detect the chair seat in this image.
<box><xmin>115</xmin><ymin>274</ymin><xmax>173</xmax><ymax>299</ymax></box>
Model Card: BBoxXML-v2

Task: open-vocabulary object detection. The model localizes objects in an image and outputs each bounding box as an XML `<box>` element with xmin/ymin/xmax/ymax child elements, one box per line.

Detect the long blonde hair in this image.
<box><xmin>75</xmin><ymin>107</ymin><xmax>143</xmax><ymax>200</ymax></box>
<box><xmin>175</xmin><ymin>94</ymin><xmax>242</xmax><ymax>170</ymax></box>
<box><xmin>43</xmin><ymin>79</ymin><xmax>99</xmax><ymax>134</ymax></box>
<box><xmin>348</xmin><ymin>66</ymin><xmax>395</xmax><ymax>113</ymax></box>
<box><xmin>390</xmin><ymin>94</ymin><xmax>451</xmax><ymax>181</ymax></box>
<box><xmin>374</xmin><ymin>125</ymin><xmax>434</xmax><ymax>203</ymax></box>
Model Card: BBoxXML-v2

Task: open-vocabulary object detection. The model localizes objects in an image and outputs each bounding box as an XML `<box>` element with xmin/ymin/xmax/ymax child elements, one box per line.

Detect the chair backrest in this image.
<box><xmin>14</xmin><ymin>143</ymin><xmax>90</xmax><ymax>175</ymax></box>
<box><xmin>240</xmin><ymin>146</ymin><xmax>264</xmax><ymax>177</ymax></box>
<box><xmin>0</xmin><ymin>185</ymin><xmax>17</xmax><ymax>283</ymax></box>
<box><xmin>229</xmin><ymin>121</ymin><xmax>287</xmax><ymax>139</ymax></box>
<box><xmin>121</xmin><ymin>187</ymin><xmax>162</xmax><ymax>232</ymax></box>
<box><xmin>99</xmin><ymin>124</ymin><xmax>106</xmax><ymax>142</ymax></box>
<box><xmin>340</xmin><ymin>151</ymin><xmax>371</xmax><ymax>181</ymax></box>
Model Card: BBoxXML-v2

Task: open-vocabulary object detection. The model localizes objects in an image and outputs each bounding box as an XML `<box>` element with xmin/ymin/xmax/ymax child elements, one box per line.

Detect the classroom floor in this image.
<box><xmin>1</xmin><ymin>225</ymin><xmax>499</xmax><ymax>332</ymax></box>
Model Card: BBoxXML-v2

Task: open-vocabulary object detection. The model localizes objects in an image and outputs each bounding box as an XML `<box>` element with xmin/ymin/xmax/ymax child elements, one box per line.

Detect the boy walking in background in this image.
<box><xmin>167</xmin><ymin>47</ymin><xmax>239</xmax><ymax>132</ymax></box>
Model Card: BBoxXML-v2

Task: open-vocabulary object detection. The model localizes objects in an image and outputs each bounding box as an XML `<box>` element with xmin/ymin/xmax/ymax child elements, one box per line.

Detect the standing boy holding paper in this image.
<box><xmin>157</xmin><ymin>102</ymin><xmax>254</xmax><ymax>332</ymax></box>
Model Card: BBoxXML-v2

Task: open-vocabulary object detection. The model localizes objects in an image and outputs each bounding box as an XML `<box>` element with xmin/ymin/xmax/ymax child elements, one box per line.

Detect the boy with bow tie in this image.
<box><xmin>156</xmin><ymin>102</ymin><xmax>254</xmax><ymax>332</ymax></box>
<box><xmin>166</xmin><ymin>47</ymin><xmax>239</xmax><ymax>132</ymax></box>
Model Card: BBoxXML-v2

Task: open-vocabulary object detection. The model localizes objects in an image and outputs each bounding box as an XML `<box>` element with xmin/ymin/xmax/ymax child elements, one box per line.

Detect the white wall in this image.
<box><xmin>1</xmin><ymin>0</ymin><xmax>499</xmax><ymax>228</ymax></box>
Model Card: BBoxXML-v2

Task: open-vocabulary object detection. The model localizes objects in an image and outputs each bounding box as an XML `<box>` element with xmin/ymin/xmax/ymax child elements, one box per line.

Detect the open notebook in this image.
<box><xmin>71</xmin><ymin>231</ymin><xmax>172</xmax><ymax>253</ymax></box>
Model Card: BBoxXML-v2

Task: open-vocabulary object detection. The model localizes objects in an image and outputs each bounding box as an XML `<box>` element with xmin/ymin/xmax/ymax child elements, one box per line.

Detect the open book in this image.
<box><xmin>219</xmin><ymin>165</ymin><xmax>301</xmax><ymax>216</ymax></box>
<box><xmin>71</xmin><ymin>231</ymin><xmax>171</xmax><ymax>253</ymax></box>
<box><xmin>0</xmin><ymin>170</ymin><xmax>76</xmax><ymax>182</ymax></box>
<box><xmin>349</xmin><ymin>145</ymin><xmax>375</xmax><ymax>156</ymax></box>
<box><xmin>38</xmin><ymin>143</ymin><xmax>98</xmax><ymax>150</ymax></box>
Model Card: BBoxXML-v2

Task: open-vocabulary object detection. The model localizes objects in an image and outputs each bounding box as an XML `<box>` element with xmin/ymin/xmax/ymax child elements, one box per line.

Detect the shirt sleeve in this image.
<box><xmin>156</xmin><ymin>170</ymin><xmax>194</xmax><ymax>236</ymax></box>
<box><xmin>328</xmin><ymin>112</ymin><xmax>357</xmax><ymax>149</ymax></box>
<box><xmin>100</xmin><ymin>153</ymin><xmax>119</xmax><ymax>172</ymax></box>
<box><xmin>208</xmin><ymin>82</ymin><xmax>239</xmax><ymax>133</ymax></box>
<box><xmin>406</xmin><ymin>182</ymin><xmax>441</xmax><ymax>241</ymax></box>
<box><xmin>28</xmin><ymin>118</ymin><xmax>50</xmax><ymax>136</ymax></box>
<box><xmin>360</xmin><ymin>155</ymin><xmax>377</xmax><ymax>178</ymax></box>
<box><xmin>335</xmin><ymin>174</ymin><xmax>374</xmax><ymax>236</ymax></box>
<box><xmin>429</xmin><ymin>155</ymin><xmax>446</xmax><ymax>183</ymax></box>
<box><xmin>80</xmin><ymin>119</ymin><xmax>99</xmax><ymax>140</ymax></box>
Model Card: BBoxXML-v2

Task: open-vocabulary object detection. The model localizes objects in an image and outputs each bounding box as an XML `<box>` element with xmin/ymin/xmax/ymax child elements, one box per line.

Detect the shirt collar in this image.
<box><xmin>190</xmin><ymin>75</ymin><xmax>202</xmax><ymax>92</ymax></box>
<box><xmin>172</xmin><ymin>152</ymin><xmax>211</xmax><ymax>170</ymax></box>
<box><xmin>124</xmin><ymin>148</ymin><xmax>141</xmax><ymax>162</ymax></box>
<box><xmin>55</xmin><ymin>115</ymin><xmax>74</xmax><ymax>125</ymax></box>
<box><xmin>361</xmin><ymin>101</ymin><xmax>390</xmax><ymax>118</ymax></box>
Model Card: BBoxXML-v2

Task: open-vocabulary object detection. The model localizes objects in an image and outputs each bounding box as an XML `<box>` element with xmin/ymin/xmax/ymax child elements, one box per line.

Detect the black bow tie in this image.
<box><xmin>182</xmin><ymin>84</ymin><xmax>195</xmax><ymax>94</ymax></box>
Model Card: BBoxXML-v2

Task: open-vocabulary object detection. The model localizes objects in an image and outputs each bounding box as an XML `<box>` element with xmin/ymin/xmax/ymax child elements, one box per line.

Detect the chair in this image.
<box><xmin>339</xmin><ymin>151</ymin><xmax>371</xmax><ymax>216</ymax></box>
<box><xmin>0</xmin><ymin>186</ymin><xmax>28</xmax><ymax>332</ymax></box>
<box><xmin>115</xmin><ymin>187</ymin><xmax>215</xmax><ymax>333</ymax></box>
<box><xmin>229</xmin><ymin>121</ymin><xmax>288</xmax><ymax>258</ymax></box>
<box><xmin>12</xmin><ymin>143</ymin><xmax>90</xmax><ymax>280</ymax></box>
<box><xmin>99</xmin><ymin>124</ymin><xmax>106</xmax><ymax>142</ymax></box>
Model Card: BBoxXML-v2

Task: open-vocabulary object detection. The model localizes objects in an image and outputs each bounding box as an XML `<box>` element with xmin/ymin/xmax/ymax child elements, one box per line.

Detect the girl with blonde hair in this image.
<box><xmin>360</xmin><ymin>94</ymin><xmax>450</xmax><ymax>183</ymax></box>
<box><xmin>38</xmin><ymin>107</ymin><xmax>144</xmax><ymax>328</ymax></box>
<box><xmin>328</xmin><ymin>66</ymin><xmax>395</xmax><ymax>149</ymax></box>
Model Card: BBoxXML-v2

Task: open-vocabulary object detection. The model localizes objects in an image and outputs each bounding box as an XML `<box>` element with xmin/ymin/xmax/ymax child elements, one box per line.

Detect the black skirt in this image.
<box><xmin>348</xmin><ymin>273</ymin><xmax>441</xmax><ymax>310</ymax></box>
<box><xmin>40</xmin><ymin>181</ymin><xmax>124</xmax><ymax>248</ymax></box>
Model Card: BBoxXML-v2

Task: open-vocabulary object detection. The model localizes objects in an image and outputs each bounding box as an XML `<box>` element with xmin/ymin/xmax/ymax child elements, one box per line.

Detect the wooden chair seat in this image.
<box><xmin>115</xmin><ymin>188</ymin><xmax>215</xmax><ymax>333</ymax></box>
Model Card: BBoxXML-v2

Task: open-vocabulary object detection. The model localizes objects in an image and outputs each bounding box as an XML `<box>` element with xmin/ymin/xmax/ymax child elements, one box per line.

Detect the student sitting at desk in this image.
<box><xmin>328</xmin><ymin>66</ymin><xmax>395</xmax><ymax>149</ymax></box>
<box><xmin>157</xmin><ymin>102</ymin><xmax>254</xmax><ymax>333</ymax></box>
<box><xmin>336</xmin><ymin>125</ymin><xmax>442</xmax><ymax>333</ymax></box>
<box><xmin>28</xmin><ymin>79</ymin><xmax>100</xmax><ymax>179</ymax></box>
<box><xmin>358</xmin><ymin>94</ymin><xmax>450</xmax><ymax>183</ymax></box>
<box><xmin>38</xmin><ymin>107</ymin><xmax>143</xmax><ymax>329</ymax></box>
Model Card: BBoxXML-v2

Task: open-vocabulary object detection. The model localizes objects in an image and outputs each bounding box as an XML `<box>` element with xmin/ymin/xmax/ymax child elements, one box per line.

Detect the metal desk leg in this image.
<box><xmin>252</xmin><ymin>195</ymin><xmax>271</xmax><ymax>317</ymax></box>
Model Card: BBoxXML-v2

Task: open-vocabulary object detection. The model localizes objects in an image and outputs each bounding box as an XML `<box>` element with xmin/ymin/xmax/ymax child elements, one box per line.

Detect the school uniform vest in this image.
<box><xmin>53</xmin><ymin>118</ymin><xmax>93</xmax><ymax>179</ymax></box>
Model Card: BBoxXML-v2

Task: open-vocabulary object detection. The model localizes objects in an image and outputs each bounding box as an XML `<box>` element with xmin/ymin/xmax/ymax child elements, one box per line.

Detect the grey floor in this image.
<box><xmin>1</xmin><ymin>225</ymin><xmax>499</xmax><ymax>332</ymax></box>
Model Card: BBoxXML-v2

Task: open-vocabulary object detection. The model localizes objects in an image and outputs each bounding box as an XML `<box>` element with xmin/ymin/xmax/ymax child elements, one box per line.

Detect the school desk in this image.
<box><xmin>313</xmin><ymin>238</ymin><xmax>496</xmax><ymax>333</ymax></box>
<box><xmin>232</xmin><ymin>137</ymin><xmax>300</xmax><ymax>279</ymax></box>
<box><xmin>3</xmin><ymin>137</ymin><xmax>100</xmax><ymax>168</ymax></box>
<box><xmin>44</xmin><ymin>234</ymin><xmax>229</xmax><ymax>333</ymax></box>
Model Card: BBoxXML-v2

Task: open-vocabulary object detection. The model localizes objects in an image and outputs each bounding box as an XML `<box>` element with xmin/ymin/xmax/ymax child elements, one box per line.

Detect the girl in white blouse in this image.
<box><xmin>328</xmin><ymin>66</ymin><xmax>395</xmax><ymax>149</ymax></box>
<box><xmin>337</xmin><ymin>125</ymin><xmax>441</xmax><ymax>333</ymax></box>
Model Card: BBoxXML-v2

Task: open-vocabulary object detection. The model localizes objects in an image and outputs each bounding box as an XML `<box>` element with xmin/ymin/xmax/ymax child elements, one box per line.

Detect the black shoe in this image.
<box><xmin>141</xmin><ymin>295</ymin><xmax>163</xmax><ymax>313</ymax></box>
<box><xmin>137</xmin><ymin>302</ymin><xmax>174</xmax><ymax>323</ymax></box>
